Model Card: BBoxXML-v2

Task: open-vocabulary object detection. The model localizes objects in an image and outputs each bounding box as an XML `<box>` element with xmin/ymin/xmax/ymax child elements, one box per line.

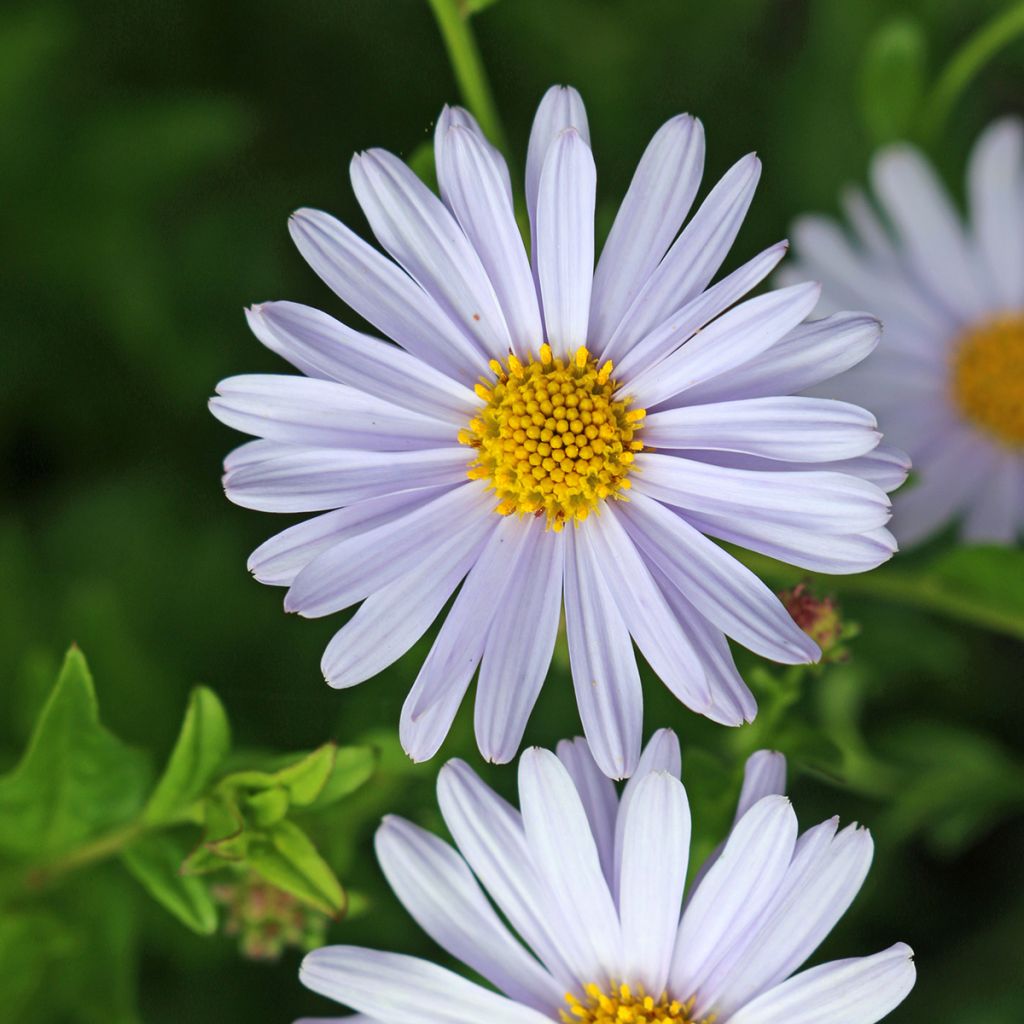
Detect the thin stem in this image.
<box><xmin>426</xmin><ymin>0</ymin><xmax>507</xmax><ymax>152</ymax></box>
<box><xmin>922</xmin><ymin>2</ymin><xmax>1024</xmax><ymax>140</ymax></box>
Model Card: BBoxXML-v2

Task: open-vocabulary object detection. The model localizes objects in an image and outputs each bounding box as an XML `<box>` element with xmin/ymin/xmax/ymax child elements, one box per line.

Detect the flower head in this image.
<box><xmin>212</xmin><ymin>86</ymin><xmax>901</xmax><ymax>778</ymax></box>
<box><xmin>297</xmin><ymin>733</ymin><xmax>915</xmax><ymax>1024</ymax></box>
<box><xmin>785</xmin><ymin>117</ymin><xmax>1024</xmax><ymax>546</ymax></box>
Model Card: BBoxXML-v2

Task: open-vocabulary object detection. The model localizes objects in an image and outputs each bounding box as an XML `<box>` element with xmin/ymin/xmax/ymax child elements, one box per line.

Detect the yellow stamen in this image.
<box><xmin>560</xmin><ymin>981</ymin><xmax>715</xmax><ymax>1024</ymax></box>
<box><xmin>459</xmin><ymin>346</ymin><xmax>645</xmax><ymax>527</ymax></box>
<box><xmin>950</xmin><ymin>314</ymin><xmax>1024</xmax><ymax>446</ymax></box>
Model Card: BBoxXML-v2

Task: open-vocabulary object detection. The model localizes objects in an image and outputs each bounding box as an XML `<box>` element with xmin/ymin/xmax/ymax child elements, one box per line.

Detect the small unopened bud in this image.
<box><xmin>213</xmin><ymin>873</ymin><xmax>329</xmax><ymax>961</ymax></box>
<box><xmin>780</xmin><ymin>583</ymin><xmax>851</xmax><ymax>662</ymax></box>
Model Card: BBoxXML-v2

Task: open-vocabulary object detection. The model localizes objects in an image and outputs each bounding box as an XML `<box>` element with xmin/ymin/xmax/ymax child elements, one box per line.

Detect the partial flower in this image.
<box><xmin>785</xmin><ymin>117</ymin><xmax>1024</xmax><ymax>546</ymax></box>
<box><xmin>297</xmin><ymin>732</ymin><xmax>915</xmax><ymax>1024</ymax></box>
<box><xmin>212</xmin><ymin>86</ymin><xmax>900</xmax><ymax>778</ymax></box>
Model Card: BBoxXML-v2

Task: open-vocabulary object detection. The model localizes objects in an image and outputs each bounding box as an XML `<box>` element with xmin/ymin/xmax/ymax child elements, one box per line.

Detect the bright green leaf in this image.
<box><xmin>144</xmin><ymin>686</ymin><xmax>230</xmax><ymax>825</ymax></box>
<box><xmin>245</xmin><ymin>786</ymin><xmax>290</xmax><ymax>827</ymax></box>
<box><xmin>461</xmin><ymin>0</ymin><xmax>501</xmax><ymax>13</ymax></box>
<box><xmin>247</xmin><ymin>820</ymin><xmax>345</xmax><ymax>917</ymax></box>
<box><xmin>0</xmin><ymin>648</ymin><xmax>150</xmax><ymax>860</ymax></box>
<box><xmin>121</xmin><ymin>832</ymin><xmax>218</xmax><ymax>934</ymax></box>
<box><xmin>306</xmin><ymin>745</ymin><xmax>377</xmax><ymax>811</ymax></box>
<box><xmin>221</xmin><ymin>742</ymin><xmax>337</xmax><ymax>806</ymax></box>
<box><xmin>859</xmin><ymin>19</ymin><xmax>927</xmax><ymax>144</ymax></box>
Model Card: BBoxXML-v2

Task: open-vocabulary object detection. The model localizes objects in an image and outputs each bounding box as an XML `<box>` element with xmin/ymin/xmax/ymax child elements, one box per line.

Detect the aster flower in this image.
<box><xmin>784</xmin><ymin>117</ymin><xmax>1024</xmax><ymax>546</ymax></box>
<box><xmin>296</xmin><ymin>732</ymin><xmax>915</xmax><ymax>1024</ymax></box>
<box><xmin>211</xmin><ymin>86</ymin><xmax>902</xmax><ymax>778</ymax></box>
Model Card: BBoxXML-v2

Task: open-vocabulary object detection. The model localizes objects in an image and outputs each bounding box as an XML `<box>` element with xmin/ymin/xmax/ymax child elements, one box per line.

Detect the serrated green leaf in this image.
<box><xmin>144</xmin><ymin>686</ymin><xmax>230</xmax><ymax>825</ymax></box>
<box><xmin>306</xmin><ymin>745</ymin><xmax>377</xmax><ymax>810</ymax></box>
<box><xmin>0</xmin><ymin>648</ymin><xmax>150</xmax><ymax>859</ymax></box>
<box><xmin>121</xmin><ymin>832</ymin><xmax>218</xmax><ymax>934</ymax></box>
<box><xmin>860</xmin><ymin>18</ymin><xmax>927</xmax><ymax>144</ymax></box>
<box><xmin>247</xmin><ymin>820</ymin><xmax>345</xmax><ymax>916</ymax></box>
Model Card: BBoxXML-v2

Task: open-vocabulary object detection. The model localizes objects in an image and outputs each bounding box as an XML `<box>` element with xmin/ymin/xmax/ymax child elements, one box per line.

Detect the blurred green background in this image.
<box><xmin>2</xmin><ymin>0</ymin><xmax>1024</xmax><ymax>1021</ymax></box>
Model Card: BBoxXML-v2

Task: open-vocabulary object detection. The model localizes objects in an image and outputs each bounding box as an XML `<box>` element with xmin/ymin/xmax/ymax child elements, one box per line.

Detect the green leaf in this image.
<box><xmin>121</xmin><ymin>832</ymin><xmax>218</xmax><ymax>934</ymax></box>
<box><xmin>859</xmin><ymin>18</ymin><xmax>927</xmax><ymax>144</ymax></box>
<box><xmin>460</xmin><ymin>0</ymin><xmax>501</xmax><ymax>15</ymax></box>
<box><xmin>245</xmin><ymin>785</ymin><xmax>290</xmax><ymax>827</ymax></box>
<box><xmin>0</xmin><ymin>912</ymin><xmax>73</xmax><ymax>1024</ymax></box>
<box><xmin>306</xmin><ymin>744</ymin><xmax>377</xmax><ymax>810</ymax></box>
<box><xmin>144</xmin><ymin>686</ymin><xmax>230</xmax><ymax>825</ymax></box>
<box><xmin>221</xmin><ymin>742</ymin><xmax>337</xmax><ymax>806</ymax></box>
<box><xmin>0</xmin><ymin>648</ymin><xmax>150</xmax><ymax>859</ymax></box>
<box><xmin>247</xmin><ymin>820</ymin><xmax>345</xmax><ymax>916</ymax></box>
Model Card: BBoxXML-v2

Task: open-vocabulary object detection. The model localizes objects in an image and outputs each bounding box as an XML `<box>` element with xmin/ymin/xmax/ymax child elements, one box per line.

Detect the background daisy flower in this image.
<box><xmin>296</xmin><ymin>732</ymin><xmax>916</xmax><ymax>1024</ymax></box>
<box><xmin>784</xmin><ymin>118</ymin><xmax>1024</xmax><ymax>547</ymax></box>
<box><xmin>212</xmin><ymin>86</ymin><xmax>902</xmax><ymax>778</ymax></box>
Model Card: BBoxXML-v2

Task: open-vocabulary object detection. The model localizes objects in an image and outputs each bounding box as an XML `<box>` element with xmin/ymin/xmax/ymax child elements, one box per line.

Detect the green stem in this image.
<box><xmin>426</xmin><ymin>0</ymin><xmax>507</xmax><ymax>152</ymax></box>
<box><xmin>23</xmin><ymin>823</ymin><xmax>145</xmax><ymax>892</ymax></box>
<box><xmin>922</xmin><ymin>2</ymin><xmax>1024</xmax><ymax>140</ymax></box>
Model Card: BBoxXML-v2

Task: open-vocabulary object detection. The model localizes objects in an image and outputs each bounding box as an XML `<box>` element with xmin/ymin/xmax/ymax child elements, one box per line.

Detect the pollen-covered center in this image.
<box><xmin>950</xmin><ymin>314</ymin><xmax>1024</xmax><ymax>446</ymax></box>
<box><xmin>459</xmin><ymin>344</ymin><xmax>645</xmax><ymax>529</ymax></box>
<box><xmin>562</xmin><ymin>982</ymin><xmax>713</xmax><ymax>1024</ymax></box>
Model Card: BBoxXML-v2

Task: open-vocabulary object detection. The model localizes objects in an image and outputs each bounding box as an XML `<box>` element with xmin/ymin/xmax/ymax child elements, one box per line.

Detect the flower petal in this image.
<box><xmin>556</xmin><ymin>736</ymin><xmax>620</xmax><ymax>885</ymax></box>
<box><xmin>590</xmin><ymin>115</ymin><xmax>705</xmax><ymax>349</ymax></box>
<box><xmin>375</xmin><ymin>816</ymin><xmax>562</xmax><ymax>1009</ymax></box>
<box><xmin>536</xmin><ymin>129</ymin><xmax>596</xmax><ymax>352</ymax></box>
<box><xmin>723</xmin><ymin>943</ymin><xmax>916</xmax><ymax>1024</ymax></box>
<box><xmin>619</xmin><ymin>772</ymin><xmax>691</xmax><ymax>995</ymax></box>
<box><xmin>435</xmin><ymin>105</ymin><xmax>513</xmax><ymax>207</ymax></box>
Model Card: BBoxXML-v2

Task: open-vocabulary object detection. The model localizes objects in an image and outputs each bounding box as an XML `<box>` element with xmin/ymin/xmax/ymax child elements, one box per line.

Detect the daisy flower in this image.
<box><xmin>211</xmin><ymin>86</ymin><xmax>902</xmax><ymax>778</ymax></box>
<box><xmin>784</xmin><ymin>117</ymin><xmax>1024</xmax><ymax>546</ymax></box>
<box><xmin>296</xmin><ymin>732</ymin><xmax>916</xmax><ymax>1024</ymax></box>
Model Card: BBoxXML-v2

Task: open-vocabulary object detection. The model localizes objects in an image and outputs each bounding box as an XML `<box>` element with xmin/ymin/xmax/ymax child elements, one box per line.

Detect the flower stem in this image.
<box><xmin>922</xmin><ymin>2</ymin><xmax>1024</xmax><ymax>140</ymax></box>
<box><xmin>426</xmin><ymin>0</ymin><xmax>508</xmax><ymax>152</ymax></box>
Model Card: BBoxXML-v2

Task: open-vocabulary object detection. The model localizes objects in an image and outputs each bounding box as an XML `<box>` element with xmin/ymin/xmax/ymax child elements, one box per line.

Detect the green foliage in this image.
<box><xmin>860</xmin><ymin>19</ymin><xmax>928</xmax><ymax>144</ymax></box>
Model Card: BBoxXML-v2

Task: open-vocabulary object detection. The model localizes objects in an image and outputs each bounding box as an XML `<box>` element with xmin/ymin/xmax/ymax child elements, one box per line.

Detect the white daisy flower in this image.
<box><xmin>212</xmin><ymin>86</ymin><xmax>902</xmax><ymax>778</ymax></box>
<box><xmin>785</xmin><ymin>117</ymin><xmax>1024</xmax><ymax>546</ymax></box>
<box><xmin>296</xmin><ymin>732</ymin><xmax>915</xmax><ymax>1024</ymax></box>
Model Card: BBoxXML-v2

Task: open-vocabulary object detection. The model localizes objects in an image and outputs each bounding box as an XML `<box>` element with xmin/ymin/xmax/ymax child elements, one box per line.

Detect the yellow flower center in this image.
<box><xmin>459</xmin><ymin>345</ymin><xmax>645</xmax><ymax>530</ymax></box>
<box><xmin>950</xmin><ymin>314</ymin><xmax>1024</xmax><ymax>447</ymax></box>
<box><xmin>562</xmin><ymin>982</ymin><xmax>714</xmax><ymax>1024</ymax></box>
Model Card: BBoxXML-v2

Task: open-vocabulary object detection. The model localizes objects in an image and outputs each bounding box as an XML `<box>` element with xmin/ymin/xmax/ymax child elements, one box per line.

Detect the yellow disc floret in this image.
<box><xmin>950</xmin><ymin>314</ymin><xmax>1024</xmax><ymax>447</ymax></box>
<box><xmin>460</xmin><ymin>345</ymin><xmax>645</xmax><ymax>529</ymax></box>
<box><xmin>562</xmin><ymin>981</ymin><xmax>714</xmax><ymax>1024</ymax></box>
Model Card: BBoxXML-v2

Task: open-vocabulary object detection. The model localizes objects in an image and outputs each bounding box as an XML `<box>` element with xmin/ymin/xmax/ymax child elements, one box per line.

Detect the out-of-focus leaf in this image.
<box><xmin>143</xmin><ymin>686</ymin><xmax>230</xmax><ymax>825</ymax></box>
<box><xmin>245</xmin><ymin>785</ymin><xmax>290</xmax><ymax>827</ymax></box>
<box><xmin>461</xmin><ymin>0</ymin><xmax>501</xmax><ymax>14</ymax></box>
<box><xmin>221</xmin><ymin>742</ymin><xmax>337</xmax><ymax>806</ymax></box>
<box><xmin>0</xmin><ymin>911</ymin><xmax>72</xmax><ymax>1024</ymax></box>
<box><xmin>121</xmin><ymin>832</ymin><xmax>218</xmax><ymax>935</ymax></box>
<box><xmin>305</xmin><ymin>745</ymin><xmax>377</xmax><ymax>811</ymax></box>
<box><xmin>0</xmin><ymin>648</ymin><xmax>150</xmax><ymax>859</ymax></box>
<box><xmin>859</xmin><ymin>18</ymin><xmax>927</xmax><ymax>144</ymax></box>
<box><xmin>247</xmin><ymin>820</ymin><xmax>345</xmax><ymax>917</ymax></box>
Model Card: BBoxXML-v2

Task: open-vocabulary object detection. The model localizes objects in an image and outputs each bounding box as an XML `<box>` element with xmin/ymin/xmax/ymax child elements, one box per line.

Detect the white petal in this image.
<box><xmin>707</xmin><ymin>822</ymin><xmax>874</xmax><ymax>1015</ymax></box>
<box><xmin>724</xmin><ymin>944</ymin><xmax>916</xmax><ymax>1024</ymax></box>
<box><xmin>320</xmin><ymin>521</ymin><xmax>488</xmax><ymax>688</ymax></box>
<box><xmin>438</xmin><ymin>124</ymin><xmax>543</xmax><ymax>355</ymax></box>
<box><xmin>536</xmin><ymin>129</ymin><xmax>596</xmax><ymax>352</ymax></box>
<box><xmin>526</xmin><ymin>86</ymin><xmax>590</xmax><ymax>251</ymax></box>
<box><xmin>248</xmin><ymin>487</ymin><xmax>451</xmax><ymax>586</ymax></box>
<box><xmin>627</xmin><ymin>283</ymin><xmax>821</xmax><ymax>409</ymax></box>
<box><xmin>401</xmin><ymin>517</ymin><xmax>532</xmax><ymax>762</ymax></box>
<box><xmin>519</xmin><ymin>748</ymin><xmax>623</xmax><ymax>981</ymax></box>
<box><xmin>616</xmin><ymin>492</ymin><xmax>819</xmax><ymax>664</ymax></box>
<box><xmin>556</xmin><ymin>736</ymin><xmax>620</xmax><ymax>885</ymax></box>
<box><xmin>299</xmin><ymin>947</ymin><xmax>551</xmax><ymax>1024</ymax></box>
<box><xmin>224</xmin><ymin>446</ymin><xmax>471</xmax><ymax>513</ymax></box>
<box><xmin>435</xmin><ymin>105</ymin><xmax>513</xmax><ymax>207</ymax></box>
<box><xmin>643</xmin><ymin>397</ymin><xmax>879</xmax><ymax>462</ymax></box>
<box><xmin>211</xmin><ymin>374</ymin><xmax>455</xmax><ymax>451</ymax></box>
<box><xmin>603</xmin><ymin>154</ymin><xmax>761</xmax><ymax>360</ymax></box>
<box><xmin>284</xmin><ymin>482</ymin><xmax>491</xmax><ymax>617</ymax></box>
<box><xmin>968</xmin><ymin>117</ymin><xmax>1024</xmax><ymax>309</ymax></box>
<box><xmin>476</xmin><ymin>524</ymin><xmax>564</xmax><ymax>763</ymax></box>
<box><xmin>670</xmin><ymin>796</ymin><xmax>797</xmax><ymax>1001</ymax></box>
<box><xmin>289</xmin><ymin>208</ymin><xmax>486</xmax><ymax>383</ymax></box>
<box><xmin>563</xmin><ymin>523</ymin><xmax>644</xmax><ymax>779</ymax></box>
<box><xmin>374</xmin><ymin>816</ymin><xmax>561</xmax><ymax>1009</ymax></box>
<box><xmin>681</xmin><ymin>312</ymin><xmax>881</xmax><ymax>406</ymax></box>
<box><xmin>351</xmin><ymin>149</ymin><xmax>512</xmax><ymax>362</ymax></box>
<box><xmin>619</xmin><ymin>772</ymin><xmax>691</xmax><ymax>995</ymax></box>
<box><xmin>635</xmin><ymin>454</ymin><xmax>892</xmax><ymax>535</ymax></box>
<box><xmin>871</xmin><ymin>144</ymin><xmax>987</xmax><ymax>320</ymax></box>
<box><xmin>590</xmin><ymin>115</ymin><xmax>705</xmax><ymax>349</ymax></box>
<box><xmin>614</xmin><ymin>242</ymin><xmax>789</xmax><ymax>381</ymax></box>
<box><xmin>437</xmin><ymin>759</ymin><xmax>580</xmax><ymax>988</ymax></box>
<box><xmin>591</xmin><ymin>508</ymin><xmax>713</xmax><ymax>714</ymax></box>
<box><xmin>962</xmin><ymin>449</ymin><xmax>1023</xmax><ymax>543</ymax></box>
<box><xmin>247</xmin><ymin>302</ymin><xmax>477</xmax><ymax>423</ymax></box>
